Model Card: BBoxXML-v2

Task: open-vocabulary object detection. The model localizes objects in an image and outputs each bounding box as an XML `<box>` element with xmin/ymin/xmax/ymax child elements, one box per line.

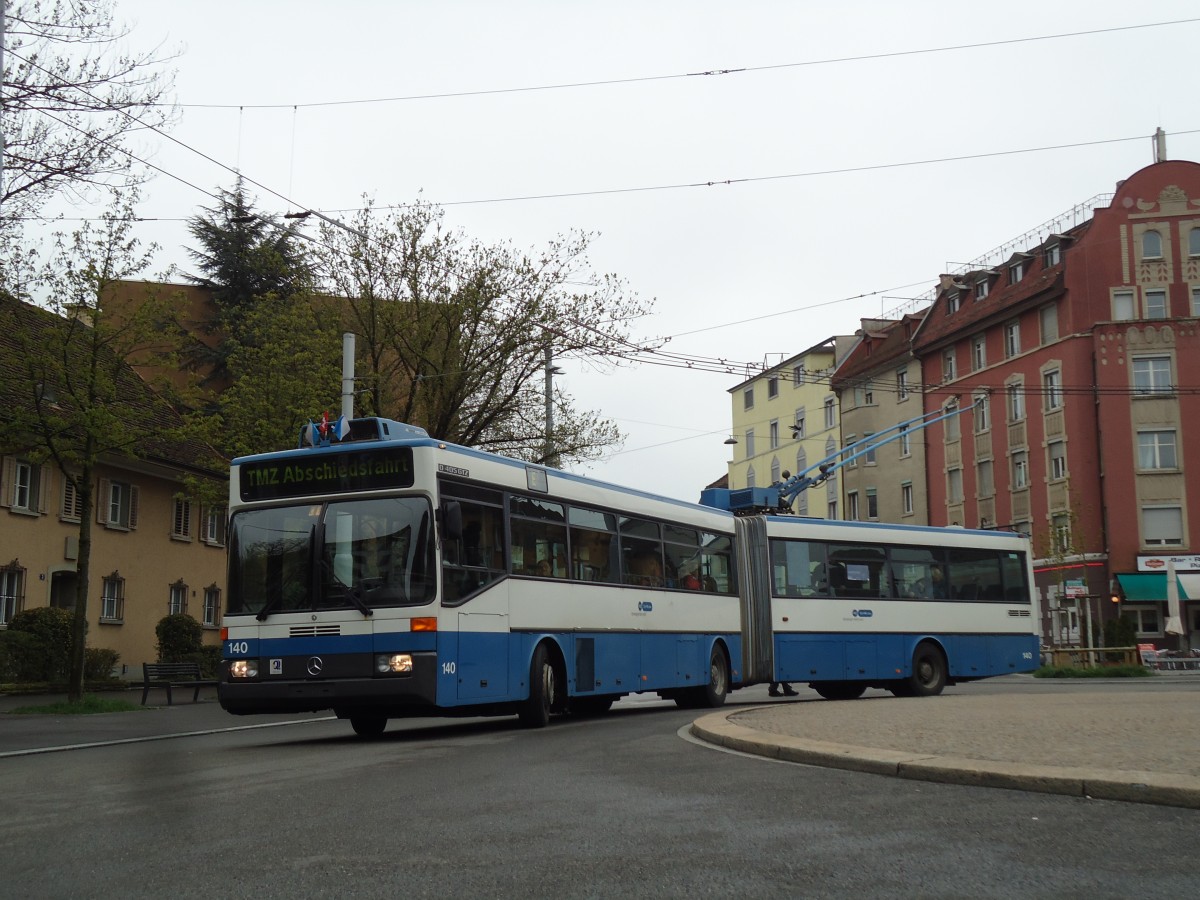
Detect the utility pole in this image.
<box><xmin>543</xmin><ymin>344</ymin><xmax>563</xmax><ymax>468</ymax></box>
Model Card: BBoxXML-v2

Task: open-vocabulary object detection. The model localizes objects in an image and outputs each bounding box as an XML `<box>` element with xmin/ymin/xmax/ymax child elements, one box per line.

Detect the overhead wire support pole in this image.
<box><xmin>776</xmin><ymin>399</ymin><xmax>973</xmax><ymax>509</ymax></box>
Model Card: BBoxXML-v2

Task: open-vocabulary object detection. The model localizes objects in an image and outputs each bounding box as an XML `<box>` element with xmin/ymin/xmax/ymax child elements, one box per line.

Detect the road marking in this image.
<box><xmin>0</xmin><ymin>716</ymin><xmax>338</xmax><ymax>758</ymax></box>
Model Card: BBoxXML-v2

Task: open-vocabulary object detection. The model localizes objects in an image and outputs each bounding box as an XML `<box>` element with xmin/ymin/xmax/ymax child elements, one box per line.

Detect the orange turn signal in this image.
<box><xmin>411</xmin><ymin>617</ymin><xmax>437</xmax><ymax>632</ymax></box>
<box><xmin>220</xmin><ymin>627</ymin><xmax>228</xmax><ymax>641</ymax></box>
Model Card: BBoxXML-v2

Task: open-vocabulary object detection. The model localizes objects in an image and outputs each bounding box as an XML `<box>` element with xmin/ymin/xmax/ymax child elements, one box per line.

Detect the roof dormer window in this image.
<box><xmin>946</xmin><ymin>291</ymin><xmax>962</xmax><ymax>314</ymax></box>
<box><xmin>1009</xmin><ymin>260</ymin><xmax>1025</xmax><ymax>283</ymax></box>
<box><xmin>1044</xmin><ymin>243</ymin><xmax>1061</xmax><ymax>267</ymax></box>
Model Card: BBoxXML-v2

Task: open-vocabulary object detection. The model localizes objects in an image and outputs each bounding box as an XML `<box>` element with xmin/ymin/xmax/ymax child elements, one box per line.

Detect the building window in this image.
<box><xmin>792</xmin><ymin>365</ymin><xmax>806</xmax><ymax>386</ymax></box>
<box><xmin>172</xmin><ymin>498</ymin><xmax>192</xmax><ymax>540</ymax></box>
<box><xmin>1049</xmin><ymin>440</ymin><xmax>1067</xmax><ymax>481</ymax></box>
<box><xmin>61</xmin><ymin>476</ymin><xmax>84</xmax><ymax>522</ymax></box>
<box><xmin>863</xmin><ymin>433</ymin><xmax>876</xmax><ymax>465</ymax></box>
<box><xmin>971</xmin><ymin>334</ymin><xmax>986</xmax><ymax>371</ymax></box>
<box><xmin>977</xmin><ymin>459</ymin><xmax>994</xmax><ymax>497</ymax></box>
<box><xmin>898</xmin><ymin>424</ymin><xmax>911</xmax><ymax>457</ymax></box>
<box><xmin>743</xmin><ymin>387</ymin><xmax>754</xmax><ymax>410</ymax></box>
<box><xmin>942</xmin><ymin>349</ymin><xmax>957</xmax><ymax>381</ymax></box>
<box><xmin>0</xmin><ymin>565</ymin><xmax>24</xmax><ymax>625</ymax></box>
<box><xmin>1145</xmin><ymin>289</ymin><xmax>1167</xmax><ymax>320</ymax></box>
<box><xmin>99</xmin><ymin>479</ymin><xmax>139</xmax><ymax>530</ymax></box>
<box><xmin>866</xmin><ymin>488</ymin><xmax>878</xmax><ymax>520</ymax></box>
<box><xmin>1007</xmin><ymin>383</ymin><xmax>1025</xmax><ymax>422</ymax></box>
<box><xmin>767</xmin><ymin>377</ymin><xmax>779</xmax><ymax>399</ymax></box>
<box><xmin>946</xmin><ymin>291</ymin><xmax>961</xmax><ymax>314</ymax></box>
<box><xmin>975</xmin><ymin>277</ymin><xmax>990</xmax><ymax>300</ymax></box>
<box><xmin>1009</xmin><ymin>261</ymin><xmax>1025</xmax><ymax>283</ymax></box>
<box><xmin>10</xmin><ymin>460</ymin><xmax>42</xmax><ymax>512</ymax></box>
<box><xmin>901</xmin><ymin>483</ymin><xmax>913</xmax><ymax>516</ymax></box>
<box><xmin>947</xmin><ymin>468</ymin><xmax>963</xmax><ymax>504</ymax></box>
<box><xmin>1043</xmin><ymin>369</ymin><xmax>1062</xmax><ymax>410</ymax></box>
<box><xmin>203</xmin><ymin>585</ymin><xmax>221</xmax><ymax>627</ymax></box>
<box><xmin>846</xmin><ymin>491</ymin><xmax>859</xmax><ymax>521</ymax></box>
<box><xmin>1143</xmin><ymin>506</ymin><xmax>1183</xmax><ymax>546</ymax></box>
<box><xmin>770</xmin><ymin>457</ymin><xmax>781</xmax><ymax>484</ymax></box>
<box><xmin>1004</xmin><ymin>321</ymin><xmax>1021</xmax><ymax>358</ymax></box>
<box><xmin>1113</xmin><ymin>290</ymin><xmax>1136</xmax><ymax>321</ymax></box>
<box><xmin>1044</xmin><ymin>243</ymin><xmax>1061</xmax><ymax>267</ymax></box>
<box><xmin>1011</xmin><ymin>450</ymin><xmax>1029</xmax><ymax>489</ymax></box>
<box><xmin>1052</xmin><ymin>514</ymin><xmax>1071</xmax><ymax>554</ymax></box>
<box><xmin>101</xmin><ymin>573</ymin><xmax>125</xmax><ymax>622</ymax></box>
<box><xmin>1190</xmin><ymin>228</ymin><xmax>1200</xmax><ymax>257</ymax></box>
<box><xmin>1142</xmin><ymin>230</ymin><xmax>1163</xmax><ymax>259</ymax></box>
<box><xmin>203</xmin><ymin>507</ymin><xmax>227</xmax><ymax>546</ymax></box>
<box><xmin>1125</xmin><ymin>605</ymin><xmax>1162</xmax><ymax>637</ymax></box>
<box><xmin>1192</xmin><ymin>286</ymin><xmax>1200</xmax><ymax>317</ymax></box>
<box><xmin>1040</xmin><ymin>303</ymin><xmax>1058</xmax><ymax>343</ymax></box>
<box><xmin>169</xmin><ymin>580</ymin><xmax>189</xmax><ymax>615</ymax></box>
<box><xmin>863</xmin><ymin>383</ymin><xmax>874</xmax><ymax>405</ymax></box>
<box><xmin>896</xmin><ymin>368</ymin><xmax>908</xmax><ymax>401</ymax></box>
<box><xmin>1138</xmin><ymin>430</ymin><xmax>1178</xmax><ymax>470</ymax></box>
<box><xmin>1132</xmin><ymin>356</ymin><xmax>1172</xmax><ymax>395</ymax></box>
<box><xmin>945</xmin><ymin>410</ymin><xmax>960</xmax><ymax>442</ymax></box>
<box><xmin>973</xmin><ymin>394</ymin><xmax>990</xmax><ymax>433</ymax></box>
<box><xmin>769</xmin><ymin>420</ymin><xmax>779</xmax><ymax>450</ymax></box>
<box><xmin>746</xmin><ymin>466</ymin><xmax>756</xmax><ymax>489</ymax></box>
<box><xmin>844</xmin><ymin>436</ymin><xmax>857</xmax><ymax>468</ymax></box>
<box><xmin>744</xmin><ymin>430</ymin><xmax>755</xmax><ymax>458</ymax></box>
<box><xmin>823</xmin><ymin>397</ymin><xmax>835</xmax><ymax>430</ymax></box>
<box><xmin>793</xmin><ymin>409</ymin><xmax>805</xmax><ymax>439</ymax></box>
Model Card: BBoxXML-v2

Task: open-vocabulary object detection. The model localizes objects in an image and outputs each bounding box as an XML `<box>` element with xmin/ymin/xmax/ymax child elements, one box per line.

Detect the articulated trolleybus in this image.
<box><xmin>219</xmin><ymin>417</ymin><xmax>1039</xmax><ymax>736</ymax></box>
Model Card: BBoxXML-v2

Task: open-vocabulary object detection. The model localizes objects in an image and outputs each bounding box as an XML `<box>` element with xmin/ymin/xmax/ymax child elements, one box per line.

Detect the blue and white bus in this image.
<box><xmin>218</xmin><ymin>418</ymin><xmax>1038</xmax><ymax>735</ymax></box>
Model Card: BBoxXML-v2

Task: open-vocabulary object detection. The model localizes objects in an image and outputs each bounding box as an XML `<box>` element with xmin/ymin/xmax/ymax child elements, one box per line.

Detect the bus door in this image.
<box><xmin>735</xmin><ymin>516</ymin><xmax>773</xmax><ymax>683</ymax></box>
<box><xmin>455</xmin><ymin>611</ymin><xmax>511</xmax><ymax>700</ymax></box>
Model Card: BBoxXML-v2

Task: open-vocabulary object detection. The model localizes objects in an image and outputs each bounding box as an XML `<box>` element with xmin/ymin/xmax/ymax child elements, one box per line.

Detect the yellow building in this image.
<box><xmin>726</xmin><ymin>337</ymin><xmax>854</xmax><ymax>519</ymax></box>
<box><xmin>0</xmin><ymin>298</ymin><xmax>226</xmax><ymax>679</ymax></box>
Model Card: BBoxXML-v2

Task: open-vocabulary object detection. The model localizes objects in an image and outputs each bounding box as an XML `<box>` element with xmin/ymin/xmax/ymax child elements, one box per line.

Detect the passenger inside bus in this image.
<box><xmin>627</xmin><ymin>552</ymin><xmax>664</xmax><ymax>587</ymax></box>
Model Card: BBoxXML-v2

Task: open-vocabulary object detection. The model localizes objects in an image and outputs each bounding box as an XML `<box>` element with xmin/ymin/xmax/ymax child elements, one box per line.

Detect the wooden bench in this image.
<box><xmin>141</xmin><ymin>662</ymin><xmax>219</xmax><ymax>706</ymax></box>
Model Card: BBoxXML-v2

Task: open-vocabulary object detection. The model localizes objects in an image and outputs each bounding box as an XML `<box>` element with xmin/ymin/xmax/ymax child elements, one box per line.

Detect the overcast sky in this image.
<box><xmin>93</xmin><ymin>1</ymin><xmax>1200</xmax><ymax>500</ymax></box>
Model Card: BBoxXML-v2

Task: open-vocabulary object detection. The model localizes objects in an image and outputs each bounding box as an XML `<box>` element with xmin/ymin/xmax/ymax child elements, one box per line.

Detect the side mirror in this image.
<box><xmin>441</xmin><ymin>500</ymin><xmax>463</xmax><ymax>542</ymax></box>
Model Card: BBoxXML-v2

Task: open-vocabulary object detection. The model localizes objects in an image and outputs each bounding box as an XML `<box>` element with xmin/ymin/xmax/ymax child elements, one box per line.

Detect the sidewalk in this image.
<box><xmin>692</xmin><ymin>675</ymin><xmax>1200</xmax><ymax>810</ymax></box>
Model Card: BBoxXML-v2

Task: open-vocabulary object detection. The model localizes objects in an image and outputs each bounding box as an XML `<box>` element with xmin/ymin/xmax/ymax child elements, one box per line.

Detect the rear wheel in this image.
<box><xmin>571</xmin><ymin>696</ymin><xmax>614</xmax><ymax>717</ymax></box>
<box><xmin>519</xmin><ymin>643</ymin><xmax>557</xmax><ymax>728</ymax></box>
<box><xmin>813</xmin><ymin>681</ymin><xmax>867</xmax><ymax>701</ymax></box>
<box><xmin>899</xmin><ymin>642</ymin><xmax>947</xmax><ymax>697</ymax></box>
<box><xmin>349</xmin><ymin>714</ymin><xmax>387</xmax><ymax>737</ymax></box>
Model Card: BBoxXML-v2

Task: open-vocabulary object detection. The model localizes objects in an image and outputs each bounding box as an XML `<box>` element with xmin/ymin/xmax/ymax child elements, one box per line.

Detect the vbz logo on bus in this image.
<box><xmin>851</xmin><ymin>609</ymin><xmax>873</xmax><ymax>618</ymax></box>
<box><xmin>638</xmin><ymin>601</ymin><xmax>654</xmax><ymax>613</ymax></box>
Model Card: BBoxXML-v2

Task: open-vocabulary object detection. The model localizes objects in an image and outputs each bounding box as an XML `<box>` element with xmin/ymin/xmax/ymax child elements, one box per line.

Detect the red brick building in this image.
<box><xmin>913</xmin><ymin>159</ymin><xmax>1200</xmax><ymax>650</ymax></box>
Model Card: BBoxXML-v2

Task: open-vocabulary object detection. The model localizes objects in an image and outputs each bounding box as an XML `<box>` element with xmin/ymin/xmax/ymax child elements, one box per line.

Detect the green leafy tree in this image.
<box><xmin>0</xmin><ymin>193</ymin><xmax>202</xmax><ymax>702</ymax></box>
<box><xmin>315</xmin><ymin>198</ymin><xmax>647</xmax><ymax>465</ymax></box>
<box><xmin>1</xmin><ymin>0</ymin><xmax>177</xmax><ymax>220</ymax></box>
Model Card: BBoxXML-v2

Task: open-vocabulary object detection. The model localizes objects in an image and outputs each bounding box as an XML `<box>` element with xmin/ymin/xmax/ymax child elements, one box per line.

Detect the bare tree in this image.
<box><xmin>316</xmin><ymin>198</ymin><xmax>650</xmax><ymax>465</ymax></box>
<box><xmin>1</xmin><ymin>0</ymin><xmax>176</xmax><ymax>219</ymax></box>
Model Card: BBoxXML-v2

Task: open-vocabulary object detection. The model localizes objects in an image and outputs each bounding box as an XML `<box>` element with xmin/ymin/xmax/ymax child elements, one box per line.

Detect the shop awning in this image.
<box><xmin>1178</xmin><ymin>574</ymin><xmax>1200</xmax><ymax>601</ymax></box>
<box><xmin>1116</xmin><ymin>573</ymin><xmax>1194</xmax><ymax>602</ymax></box>
<box><xmin>1117</xmin><ymin>573</ymin><xmax>1167</xmax><ymax>602</ymax></box>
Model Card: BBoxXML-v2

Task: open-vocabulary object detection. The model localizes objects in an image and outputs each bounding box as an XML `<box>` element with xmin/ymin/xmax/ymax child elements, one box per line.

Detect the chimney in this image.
<box><xmin>1153</xmin><ymin>127</ymin><xmax>1167</xmax><ymax>163</ymax></box>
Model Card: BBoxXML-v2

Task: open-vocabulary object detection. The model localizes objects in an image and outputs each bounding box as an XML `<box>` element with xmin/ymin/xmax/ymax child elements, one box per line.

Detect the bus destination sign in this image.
<box><xmin>239</xmin><ymin>447</ymin><xmax>415</xmax><ymax>501</ymax></box>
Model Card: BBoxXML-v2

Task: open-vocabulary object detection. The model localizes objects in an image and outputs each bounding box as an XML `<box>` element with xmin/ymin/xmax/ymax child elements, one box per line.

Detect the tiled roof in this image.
<box><xmin>833</xmin><ymin>311</ymin><xmax>926</xmax><ymax>384</ymax></box>
<box><xmin>0</xmin><ymin>297</ymin><xmax>224</xmax><ymax>477</ymax></box>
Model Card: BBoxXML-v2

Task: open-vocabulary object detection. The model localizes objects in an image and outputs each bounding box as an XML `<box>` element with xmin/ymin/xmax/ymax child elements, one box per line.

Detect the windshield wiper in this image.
<box><xmin>255</xmin><ymin>592</ymin><xmax>283</xmax><ymax>622</ymax></box>
<box><xmin>320</xmin><ymin>558</ymin><xmax>374</xmax><ymax>618</ymax></box>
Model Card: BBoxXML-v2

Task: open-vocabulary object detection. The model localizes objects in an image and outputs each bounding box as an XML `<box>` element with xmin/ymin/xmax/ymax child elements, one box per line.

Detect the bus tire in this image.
<box><xmin>519</xmin><ymin>643</ymin><xmax>557</xmax><ymax>728</ymax></box>
<box><xmin>903</xmin><ymin>642</ymin><xmax>947</xmax><ymax>697</ymax></box>
<box><xmin>813</xmin><ymin>681</ymin><xmax>867</xmax><ymax>701</ymax></box>
<box><xmin>571</xmin><ymin>696</ymin><xmax>614</xmax><ymax>717</ymax></box>
<box><xmin>350</xmin><ymin>714</ymin><xmax>387</xmax><ymax>737</ymax></box>
<box><xmin>700</xmin><ymin>644</ymin><xmax>730</xmax><ymax>708</ymax></box>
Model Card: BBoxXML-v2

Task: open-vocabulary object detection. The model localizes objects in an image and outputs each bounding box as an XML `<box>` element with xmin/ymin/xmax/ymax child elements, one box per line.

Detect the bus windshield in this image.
<box><xmin>226</xmin><ymin>497</ymin><xmax>436</xmax><ymax>617</ymax></box>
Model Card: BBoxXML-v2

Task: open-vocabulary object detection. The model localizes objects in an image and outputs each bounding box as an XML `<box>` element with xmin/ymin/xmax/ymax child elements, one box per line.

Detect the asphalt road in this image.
<box><xmin>1</xmin><ymin>682</ymin><xmax>1197</xmax><ymax>898</ymax></box>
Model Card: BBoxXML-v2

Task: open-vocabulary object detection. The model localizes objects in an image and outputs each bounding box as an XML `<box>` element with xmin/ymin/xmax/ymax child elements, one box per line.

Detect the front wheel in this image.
<box><xmin>518</xmin><ymin>643</ymin><xmax>557</xmax><ymax>728</ymax></box>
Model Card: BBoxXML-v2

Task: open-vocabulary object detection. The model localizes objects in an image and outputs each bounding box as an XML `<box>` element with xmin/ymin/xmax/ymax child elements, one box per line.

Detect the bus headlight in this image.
<box><xmin>230</xmin><ymin>659</ymin><xmax>258</xmax><ymax>678</ymax></box>
<box><xmin>376</xmin><ymin>653</ymin><xmax>413</xmax><ymax>674</ymax></box>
